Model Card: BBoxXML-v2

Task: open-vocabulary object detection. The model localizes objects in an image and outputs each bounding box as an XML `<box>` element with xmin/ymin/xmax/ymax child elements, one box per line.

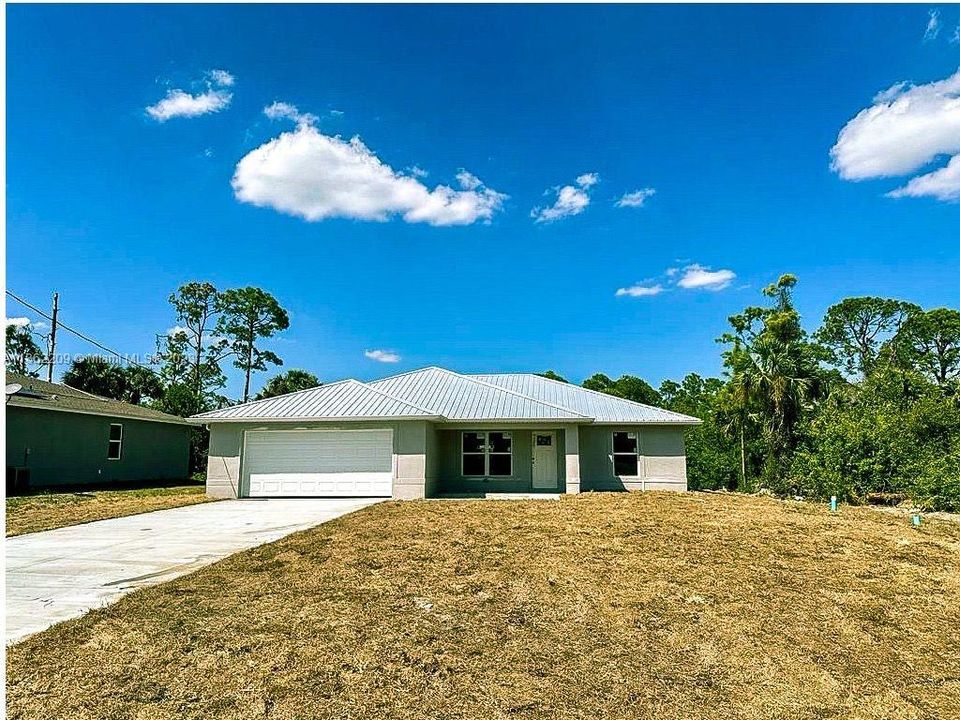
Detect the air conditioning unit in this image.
<box><xmin>6</xmin><ymin>467</ymin><xmax>30</xmax><ymax>495</ymax></box>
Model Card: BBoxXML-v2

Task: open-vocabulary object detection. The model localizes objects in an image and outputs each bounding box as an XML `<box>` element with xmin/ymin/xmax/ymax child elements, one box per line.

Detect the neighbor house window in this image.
<box><xmin>612</xmin><ymin>431</ymin><xmax>638</xmax><ymax>476</ymax></box>
<box><xmin>107</xmin><ymin>423</ymin><xmax>123</xmax><ymax>460</ymax></box>
<box><xmin>461</xmin><ymin>431</ymin><xmax>513</xmax><ymax>477</ymax></box>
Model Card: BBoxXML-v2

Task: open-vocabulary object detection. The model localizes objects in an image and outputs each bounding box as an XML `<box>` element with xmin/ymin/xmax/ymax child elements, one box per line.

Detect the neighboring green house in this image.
<box><xmin>195</xmin><ymin>367</ymin><xmax>701</xmax><ymax>500</ymax></box>
<box><xmin>6</xmin><ymin>373</ymin><xmax>191</xmax><ymax>492</ymax></box>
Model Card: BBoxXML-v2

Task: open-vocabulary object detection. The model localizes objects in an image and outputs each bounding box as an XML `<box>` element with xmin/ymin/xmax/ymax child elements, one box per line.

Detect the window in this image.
<box><xmin>462</xmin><ymin>432</ymin><xmax>486</xmax><ymax>475</ymax></box>
<box><xmin>107</xmin><ymin>423</ymin><xmax>123</xmax><ymax>460</ymax></box>
<box><xmin>612</xmin><ymin>431</ymin><xmax>638</xmax><ymax>476</ymax></box>
<box><xmin>488</xmin><ymin>432</ymin><xmax>512</xmax><ymax>476</ymax></box>
<box><xmin>461</xmin><ymin>431</ymin><xmax>513</xmax><ymax>477</ymax></box>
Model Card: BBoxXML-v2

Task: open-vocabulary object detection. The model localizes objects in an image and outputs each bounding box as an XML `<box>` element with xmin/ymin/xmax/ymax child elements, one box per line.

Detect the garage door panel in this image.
<box><xmin>244</xmin><ymin>430</ymin><xmax>393</xmax><ymax>497</ymax></box>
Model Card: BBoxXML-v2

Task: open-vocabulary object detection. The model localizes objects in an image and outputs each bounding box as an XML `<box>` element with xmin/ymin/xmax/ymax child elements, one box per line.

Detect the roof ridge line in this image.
<box><xmin>437</xmin><ymin>368</ymin><xmax>591</xmax><ymax>418</ymax></box>
<box><xmin>365</xmin><ymin>365</ymin><xmax>449</xmax><ymax>384</ymax></box>
<box><xmin>523</xmin><ymin>372</ymin><xmax>699</xmax><ymax>421</ymax></box>
<box><xmin>13</xmin><ymin>373</ymin><xmax>112</xmax><ymax>402</ymax></box>
<box><xmin>344</xmin><ymin>379</ymin><xmax>441</xmax><ymax>417</ymax></box>
<box><xmin>15</xmin><ymin>374</ymin><xmax>186</xmax><ymax>414</ymax></box>
<box><xmin>192</xmin><ymin>377</ymin><xmax>356</xmax><ymax>418</ymax></box>
<box><xmin>61</xmin><ymin>384</ymin><xmax>113</xmax><ymax>401</ymax></box>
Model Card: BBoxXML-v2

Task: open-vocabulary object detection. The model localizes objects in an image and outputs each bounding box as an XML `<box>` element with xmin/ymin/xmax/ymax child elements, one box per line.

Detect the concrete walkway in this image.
<box><xmin>5</xmin><ymin>498</ymin><xmax>382</xmax><ymax>645</ymax></box>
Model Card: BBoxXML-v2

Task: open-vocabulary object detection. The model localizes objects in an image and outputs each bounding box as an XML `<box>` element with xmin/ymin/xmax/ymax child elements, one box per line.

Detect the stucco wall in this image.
<box><xmin>393</xmin><ymin>421</ymin><xmax>429</xmax><ymax>500</ymax></box>
<box><xmin>204</xmin><ymin>420</ymin><xmax>689</xmax><ymax>499</ymax></box>
<box><xmin>580</xmin><ymin>425</ymin><xmax>688</xmax><ymax>492</ymax></box>
<box><xmin>205</xmin><ymin>423</ymin><xmax>244</xmax><ymax>499</ymax></box>
<box><xmin>6</xmin><ymin>406</ymin><xmax>191</xmax><ymax>488</ymax></box>
<box><xmin>205</xmin><ymin>420</ymin><xmax>431</xmax><ymax>500</ymax></box>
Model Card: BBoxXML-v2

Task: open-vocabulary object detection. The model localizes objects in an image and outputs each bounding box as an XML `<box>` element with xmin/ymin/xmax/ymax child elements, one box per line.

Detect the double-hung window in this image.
<box><xmin>107</xmin><ymin>423</ymin><xmax>123</xmax><ymax>460</ymax></box>
<box><xmin>462</xmin><ymin>431</ymin><xmax>512</xmax><ymax>477</ymax></box>
<box><xmin>612</xmin><ymin>431</ymin><xmax>639</xmax><ymax>476</ymax></box>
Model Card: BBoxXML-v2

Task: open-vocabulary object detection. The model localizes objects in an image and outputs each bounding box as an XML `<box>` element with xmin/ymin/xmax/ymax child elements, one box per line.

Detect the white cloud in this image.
<box><xmin>616</xmin><ymin>262</ymin><xmax>737</xmax><ymax>299</ymax></box>
<box><xmin>456</xmin><ymin>170</ymin><xmax>482</xmax><ymax>190</ymax></box>
<box><xmin>531</xmin><ymin>173</ymin><xmax>599</xmax><ymax>223</ymax></box>
<box><xmin>951</xmin><ymin>23</ymin><xmax>960</xmax><ymax>44</ymax></box>
<box><xmin>264</xmin><ymin>101</ymin><xmax>318</xmax><ymax>127</ymax></box>
<box><xmin>365</xmin><ymin>349</ymin><xmax>401</xmax><ymax>363</ymax></box>
<box><xmin>576</xmin><ymin>172</ymin><xmax>599</xmax><ymax>188</ymax></box>
<box><xmin>6</xmin><ymin>317</ymin><xmax>31</xmax><ymax>328</ymax></box>
<box><xmin>232</xmin><ymin>111</ymin><xmax>506</xmax><ymax>226</ymax></box>
<box><xmin>408</xmin><ymin>165</ymin><xmax>429</xmax><ymax>178</ymax></box>
<box><xmin>147</xmin><ymin>89</ymin><xmax>231</xmax><ymax>121</ymax></box>
<box><xmin>615</xmin><ymin>284</ymin><xmax>664</xmax><ymax>298</ymax></box>
<box><xmin>829</xmin><ymin>70</ymin><xmax>960</xmax><ymax>202</ymax></box>
<box><xmin>887</xmin><ymin>153</ymin><xmax>960</xmax><ymax>201</ymax></box>
<box><xmin>207</xmin><ymin>69</ymin><xmax>235</xmax><ymax>87</ymax></box>
<box><xmin>532</xmin><ymin>186</ymin><xmax>590</xmax><ymax>222</ymax></box>
<box><xmin>676</xmin><ymin>264</ymin><xmax>736</xmax><ymax>291</ymax></box>
<box><xmin>924</xmin><ymin>9</ymin><xmax>941</xmax><ymax>41</ymax></box>
<box><xmin>615</xmin><ymin>188</ymin><xmax>656</xmax><ymax>208</ymax></box>
<box><xmin>146</xmin><ymin>69</ymin><xmax>234</xmax><ymax>122</ymax></box>
<box><xmin>167</xmin><ymin>325</ymin><xmax>192</xmax><ymax>338</ymax></box>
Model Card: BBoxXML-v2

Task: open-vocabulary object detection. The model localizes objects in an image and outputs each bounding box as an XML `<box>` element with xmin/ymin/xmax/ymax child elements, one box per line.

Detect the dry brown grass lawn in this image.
<box><xmin>7</xmin><ymin>492</ymin><xmax>960</xmax><ymax>719</ymax></box>
<box><xmin>5</xmin><ymin>485</ymin><xmax>213</xmax><ymax>537</ymax></box>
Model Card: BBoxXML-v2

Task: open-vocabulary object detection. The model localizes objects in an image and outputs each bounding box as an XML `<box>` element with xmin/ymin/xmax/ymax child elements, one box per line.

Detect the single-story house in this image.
<box><xmin>6</xmin><ymin>373</ymin><xmax>192</xmax><ymax>492</ymax></box>
<box><xmin>195</xmin><ymin>367</ymin><xmax>700</xmax><ymax>500</ymax></box>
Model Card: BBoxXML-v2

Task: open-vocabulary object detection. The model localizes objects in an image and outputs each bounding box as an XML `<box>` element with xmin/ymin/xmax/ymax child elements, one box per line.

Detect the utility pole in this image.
<box><xmin>46</xmin><ymin>292</ymin><xmax>59</xmax><ymax>383</ymax></box>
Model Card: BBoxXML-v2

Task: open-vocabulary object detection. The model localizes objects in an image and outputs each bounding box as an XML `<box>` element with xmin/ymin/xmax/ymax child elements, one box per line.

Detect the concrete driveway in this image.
<box><xmin>5</xmin><ymin>498</ymin><xmax>382</xmax><ymax>645</ymax></box>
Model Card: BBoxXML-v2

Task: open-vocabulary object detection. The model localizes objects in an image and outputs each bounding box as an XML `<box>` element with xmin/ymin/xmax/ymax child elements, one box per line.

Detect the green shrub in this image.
<box><xmin>791</xmin><ymin>369</ymin><xmax>960</xmax><ymax>511</ymax></box>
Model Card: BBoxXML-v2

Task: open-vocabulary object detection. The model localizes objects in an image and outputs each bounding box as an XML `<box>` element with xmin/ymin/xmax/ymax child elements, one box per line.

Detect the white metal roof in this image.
<box><xmin>192</xmin><ymin>367</ymin><xmax>700</xmax><ymax>424</ymax></box>
<box><xmin>470</xmin><ymin>373</ymin><xmax>700</xmax><ymax>424</ymax></box>
<box><xmin>192</xmin><ymin>379</ymin><xmax>439</xmax><ymax>421</ymax></box>
<box><xmin>367</xmin><ymin>367</ymin><xmax>589</xmax><ymax>421</ymax></box>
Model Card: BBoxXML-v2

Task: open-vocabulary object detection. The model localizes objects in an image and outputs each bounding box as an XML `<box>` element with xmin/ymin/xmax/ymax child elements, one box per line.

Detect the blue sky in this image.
<box><xmin>7</xmin><ymin>5</ymin><xmax>960</xmax><ymax>398</ymax></box>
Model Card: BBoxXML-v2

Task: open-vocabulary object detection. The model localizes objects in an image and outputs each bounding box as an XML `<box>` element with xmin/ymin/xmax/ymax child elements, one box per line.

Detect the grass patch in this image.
<box><xmin>6</xmin><ymin>484</ymin><xmax>214</xmax><ymax>537</ymax></box>
<box><xmin>7</xmin><ymin>492</ymin><xmax>960</xmax><ymax>719</ymax></box>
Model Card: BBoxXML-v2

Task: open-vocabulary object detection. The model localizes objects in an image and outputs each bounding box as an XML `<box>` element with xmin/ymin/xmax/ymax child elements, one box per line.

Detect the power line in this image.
<box><xmin>6</xmin><ymin>289</ymin><xmax>161</xmax><ymax>375</ymax></box>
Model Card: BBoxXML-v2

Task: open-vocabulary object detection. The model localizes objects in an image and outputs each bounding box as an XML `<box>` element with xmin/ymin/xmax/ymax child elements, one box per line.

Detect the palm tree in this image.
<box><xmin>717</xmin><ymin>343</ymin><xmax>757</xmax><ymax>491</ymax></box>
<box><xmin>731</xmin><ymin>337</ymin><xmax>822</xmax><ymax>489</ymax></box>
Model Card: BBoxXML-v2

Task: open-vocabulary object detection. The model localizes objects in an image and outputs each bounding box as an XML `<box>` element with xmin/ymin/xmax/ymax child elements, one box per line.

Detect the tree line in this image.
<box><xmin>8</xmin><ymin>275</ymin><xmax>958</xmax><ymax>508</ymax></box>
<box><xmin>541</xmin><ymin>275</ymin><xmax>960</xmax><ymax>511</ymax></box>
<box><xmin>7</xmin><ymin>282</ymin><xmax>320</xmax><ymax>472</ymax></box>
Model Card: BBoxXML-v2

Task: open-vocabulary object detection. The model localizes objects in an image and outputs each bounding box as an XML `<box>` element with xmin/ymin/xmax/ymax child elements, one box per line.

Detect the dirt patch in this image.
<box><xmin>7</xmin><ymin>492</ymin><xmax>960</xmax><ymax>719</ymax></box>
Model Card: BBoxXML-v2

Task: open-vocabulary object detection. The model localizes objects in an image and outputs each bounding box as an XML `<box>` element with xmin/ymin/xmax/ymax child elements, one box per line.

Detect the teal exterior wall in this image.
<box><xmin>424</xmin><ymin>422</ymin><xmax>440</xmax><ymax>498</ymax></box>
<box><xmin>435</xmin><ymin>427</ymin><xmax>566</xmax><ymax>494</ymax></box>
<box><xmin>6</xmin><ymin>406</ymin><xmax>191</xmax><ymax>488</ymax></box>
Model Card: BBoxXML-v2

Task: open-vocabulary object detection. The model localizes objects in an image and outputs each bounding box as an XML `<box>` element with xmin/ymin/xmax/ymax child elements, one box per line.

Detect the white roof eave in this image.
<box><xmin>194</xmin><ymin>414</ymin><xmax>445</xmax><ymax>424</ymax></box>
<box><xmin>589</xmin><ymin>419</ymin><xmax>702</xmax><ymax>426</ymax></box>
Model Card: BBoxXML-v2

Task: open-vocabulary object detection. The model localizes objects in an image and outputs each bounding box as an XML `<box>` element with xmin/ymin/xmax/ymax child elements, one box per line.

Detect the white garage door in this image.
<box><xmin>243</xmin><ymin>430</ymin><xmax>394</xmax><ymax>497</ymax></box>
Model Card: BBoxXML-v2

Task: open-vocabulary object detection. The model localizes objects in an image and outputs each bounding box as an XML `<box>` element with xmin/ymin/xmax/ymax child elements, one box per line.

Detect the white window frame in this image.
<box><xmin>612</xmin><ymin>430</ymin><xmax>639</xmax><ymax>477</ymax></box>
<box><xmin>461</xmin><ymin>431</ymin><xmax>513</xmax><ymax>477</ymax></box>
<box><xmin>108</xmin><ymin>423</ymin><xmax>123</xmax><ymax>461</ymax></box>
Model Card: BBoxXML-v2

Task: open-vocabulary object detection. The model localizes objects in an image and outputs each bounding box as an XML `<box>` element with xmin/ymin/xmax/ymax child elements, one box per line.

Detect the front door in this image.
<box><xmin>531</xmin><ymin>431</ymin><xmax>557</xmax><ymax>489</ymax></box>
